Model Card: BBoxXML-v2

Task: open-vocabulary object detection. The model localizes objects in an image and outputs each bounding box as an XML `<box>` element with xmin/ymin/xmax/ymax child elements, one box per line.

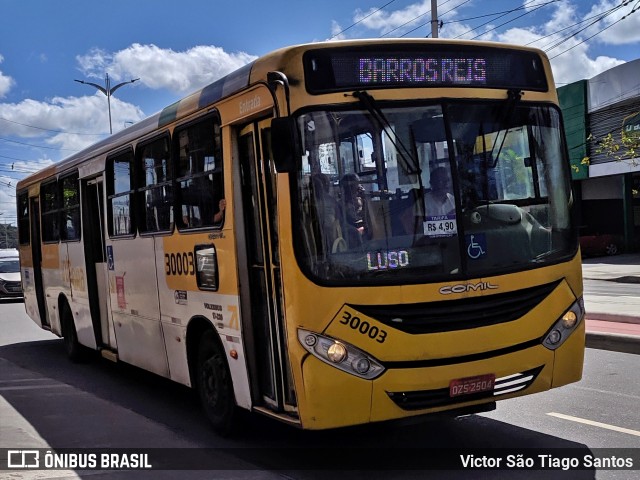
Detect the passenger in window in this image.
<box><xmin>339</xmin><ymin>173</ymin><xmax>365</xmax><ymax>245</ymax></box>
<box><xmin>213</xmin><ymin>198</ymin><xmax>226</xmax><ymax>224</ymax></box>
<box><xmin>396</xmin><ymin>189</ymin><xmax>423</xmax><ymax>236</ymax></box>
<box><xmin>425</xmin><ymin>166</ymin><xmax>455</xmax><ymax>216</ymax></box>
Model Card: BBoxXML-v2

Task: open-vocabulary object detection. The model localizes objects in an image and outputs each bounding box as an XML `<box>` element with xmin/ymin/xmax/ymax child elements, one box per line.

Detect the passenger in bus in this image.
<box><xmin>311</xmin><ymin>174</ymin><xmax>345</xmax><ymax>252</ymax></box>
<box><xmin>213</xmin><ymin>198</ymin><xmax>226</xmax><ymax>224</ymax></box>
<box><xmin>424</xmin><ymin>166</ymin><xmax>455</xmax><ymax>216</ymax></box>
<box><xmin>339</xmin><ymin>173</ymin><xmax>366</xmax><ymax>246</ymax></box>
<box><xmin>396</xmin><ymin>188</ymin><xmax>423</xmax><ymax>237</ymax></box>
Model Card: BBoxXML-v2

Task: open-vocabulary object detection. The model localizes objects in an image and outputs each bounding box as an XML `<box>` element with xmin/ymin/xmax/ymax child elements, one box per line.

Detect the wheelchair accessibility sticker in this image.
<box><xmin>466</xmin><ymin>233</ymin><xmax>487</xmax><ymax>259</ymax></box>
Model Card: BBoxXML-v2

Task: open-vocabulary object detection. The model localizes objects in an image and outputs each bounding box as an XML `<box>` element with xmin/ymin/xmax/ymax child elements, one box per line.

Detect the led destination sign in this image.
<box><xmin>358</xmin><ymin>57</ymin><xmax>487</xmax><ymax>85</ymax></box>
<box><xmin>304</xmin><ymin>45</ymin><xmax>548</xmax><ymax>93</ymax></box>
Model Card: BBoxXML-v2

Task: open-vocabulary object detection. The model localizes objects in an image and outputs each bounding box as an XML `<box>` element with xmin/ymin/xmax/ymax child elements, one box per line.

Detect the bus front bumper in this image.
<box><xmin>297</xmin><ymin>320</ymin><xmax>584</xmax><ymax>430</ymax></box>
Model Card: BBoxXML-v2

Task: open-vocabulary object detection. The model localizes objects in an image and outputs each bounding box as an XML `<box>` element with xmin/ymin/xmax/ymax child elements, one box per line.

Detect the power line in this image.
<box><xmin>549</xmin><ymin>2</ymin><xmax>640</xmax><ymax>59</ymax></box>
<box><xmin>527</xmin><ymin>8</ymin><xmax>623</xmax><ymax>48</ymax></box>
<box><xmin>0</xmin><ymin>153</ymin><xmax>48</xmax><ymax>166</ymax></box>
<box><xmin>448</xmin><ymin>3</ymin><xmax>546</xmax><ymax>25</ymax></box>
<box><xmin>397</xmin><ymin>0</ymin><xmax>470</xmax><ymax>38</ymax></box>
<box><xmin>0</xmin><ymin>116</ymin><xmax>106</xmax><ymax>136</ymax></box>
<box><xmin>454</xmin><ymin>0</ymin><xmax>559</xmax><ymax>39</ymax></box>
<box><xmin>330</xmin><ymin>0</ymin><xmax>398</xmax><ymax>39</ymax></box>
<box><xmin>542</xmin><ymin>1</ymin><xmax>628</xmax><ymax>53</ymax></box>
<box><xmin>0</xmin><ymin>136</ymin><xmax>78</xmax><ymax>152</ymax></box>
<box><xmin>470</xmin><ymin>0</ymin><xmax>560</xmax><ymax>40</ymax></box>
<box><xmin>380</xmin><ymin>5</ymin><xmax>433</xmax><ymax>37</ymax></box>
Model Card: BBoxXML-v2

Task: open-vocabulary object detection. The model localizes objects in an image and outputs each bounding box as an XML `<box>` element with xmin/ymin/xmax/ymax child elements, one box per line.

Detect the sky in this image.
<box><xmin>1</xmin><ymin>0</ymin><xmax>639</xmax><ymax>225</ymax></box>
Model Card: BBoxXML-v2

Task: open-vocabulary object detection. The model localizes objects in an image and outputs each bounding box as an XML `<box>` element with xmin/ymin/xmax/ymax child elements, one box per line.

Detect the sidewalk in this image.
<box><xmin>582</xmin><ymin>252</ymin><xmax>640</xmax><ymax>355</ymax></box>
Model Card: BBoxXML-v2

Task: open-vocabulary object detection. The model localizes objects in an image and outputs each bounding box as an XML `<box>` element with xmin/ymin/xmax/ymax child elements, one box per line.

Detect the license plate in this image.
<box><xmin>449</xmin><ymin>373</ymin><xmax>495</xmax><ymax>397</ymax></box>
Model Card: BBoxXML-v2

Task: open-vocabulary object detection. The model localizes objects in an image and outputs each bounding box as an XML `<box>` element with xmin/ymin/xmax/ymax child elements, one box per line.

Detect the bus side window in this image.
<box><xmin>41</xmin><ymin>180</ymin><xmax>60</xmax><ymax>243</ymax></box>
<box><xmin>60</xmin><ymin>173</ymin><xmax>81</xmax><ymax>241</ymax></box>
<box><xmin>137</xmin><ymin>136</ymin><xmax>173</xmax><ymax>233</ymax></box>
<box><xmin>107</xmin><ymin>150</ymin><xmax>136</xmax><ymax>237</ymax></box>
<box><xmin>175</xmin><ymin>114</ymin><xmax>223</xmax><ymax>230</ymax></box>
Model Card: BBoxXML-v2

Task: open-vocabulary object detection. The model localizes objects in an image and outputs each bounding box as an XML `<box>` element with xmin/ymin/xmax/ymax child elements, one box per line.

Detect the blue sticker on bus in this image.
<box><xmin>107</xmin><ymin>246</ymin><xmax>114</xmax><ymax>270</ymax></box>
<box><xmin>466</xmin><ymin>233</ymin><xmax>487</xmax><ymax>260</ymax></box>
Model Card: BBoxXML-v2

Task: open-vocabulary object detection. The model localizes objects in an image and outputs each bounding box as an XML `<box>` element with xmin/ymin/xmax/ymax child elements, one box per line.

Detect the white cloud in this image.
<box><xmin>77</xmin><ymin>43</ymin><xmax>257</xmax><ymax>94</ymax></box>
<box><xmin>355</xmin><ymin>0</ymin><xmax>431</xmax><ymax>36</ymax></box>
<box><xmin>329</xmin><ymin>20</ymin><xmax>347</xmax><ymax>41</ymax></box>
<box><xmin>0</xmin><ymin>94</ymin><xmax>144</xmax><ymax>152</ymax></box>
<box><xmin>585</xmin><ymin>0</ymin><xmax>640</xmax><ymax>45</ymax></box>
<box><xmin>489</xmin><ymin>2</ymin><xmax>629</xmax><ymax>84</ymax></box>
<box><xmin>0</xmin><ymin>54</ymin><xmax>15</xmax><ymax>98</ymax></box>
<box><xmin>1</xmin><ymin>41</ymin><xmax>256</xmax><ymax>178</ymax></box>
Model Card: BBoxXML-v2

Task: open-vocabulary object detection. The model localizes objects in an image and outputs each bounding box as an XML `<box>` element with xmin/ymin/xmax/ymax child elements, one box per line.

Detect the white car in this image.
<box><xmin>0</xmin><ymin>249</ymin><xmax>23</xmax><ymax>299</ymax></box>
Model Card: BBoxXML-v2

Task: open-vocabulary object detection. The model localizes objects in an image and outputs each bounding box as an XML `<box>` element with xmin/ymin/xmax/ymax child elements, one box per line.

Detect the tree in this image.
<box><xmin>581</xmin><ymin>111</ymin><xmax>640</xmax><ymax>195</ymax></box>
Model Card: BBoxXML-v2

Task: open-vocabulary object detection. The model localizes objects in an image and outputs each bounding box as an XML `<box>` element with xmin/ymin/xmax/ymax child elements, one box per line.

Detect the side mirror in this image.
<box><xmin>271</xmin><ymin>117</ymin><xmax>296</xmax><ymax>173</ymax></box>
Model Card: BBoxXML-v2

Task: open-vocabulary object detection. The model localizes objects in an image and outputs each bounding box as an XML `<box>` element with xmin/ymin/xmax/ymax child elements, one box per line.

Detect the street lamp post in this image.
<box><xmin>74</xmin><ymin>73</ymin><xmax>140</xmax><ymax>134</ymax></box>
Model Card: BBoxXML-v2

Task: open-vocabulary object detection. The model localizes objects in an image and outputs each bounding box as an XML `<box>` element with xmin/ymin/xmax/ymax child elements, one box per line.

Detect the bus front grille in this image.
<box><xmin>386</xmin><ymin>366</ymin><xmax>543</xmax><ymax>411</ymax></box>
<box><xmin>350</xmin><ymin>281</ymin><xmax>560</xmax><ymax>334</ymax></box>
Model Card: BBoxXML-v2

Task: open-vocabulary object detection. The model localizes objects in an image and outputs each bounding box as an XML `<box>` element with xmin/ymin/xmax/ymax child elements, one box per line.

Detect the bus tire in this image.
<box><xmin>61</xmin><ymin>304</ymin><xmax>86</xmax><ymax>363</ymax></box>
<box><xmin>197</xmin><ymin>330</ymin><xmax>236</xmax><ymax>436</ymax></box>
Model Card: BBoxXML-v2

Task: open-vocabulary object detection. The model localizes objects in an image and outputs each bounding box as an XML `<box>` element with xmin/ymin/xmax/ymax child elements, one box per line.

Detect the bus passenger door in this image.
<box><xmin>82</xmin><ymin>178</ymin><xmax>113</xmax><ymax>350</ymax></box>
<box><xmin>237</xmin><ymin>119</ymin><xmax>296</xmax><ymax>414</ymax></box>
<box><xmin>29</xmin><ymin>197</ymin><xmax>48</xmax><ymax>327</ymax></box>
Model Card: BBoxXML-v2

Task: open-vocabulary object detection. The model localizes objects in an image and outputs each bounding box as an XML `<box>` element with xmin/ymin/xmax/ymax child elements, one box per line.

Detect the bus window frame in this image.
<box><xmin>59</xmin><ymin>171</ymin><xmax>81</xmax><ymax>243</ymax></box>
<box><xmin>106</xmin><ymin>147</ymin><xmax>137</xmax><ymax>239</ymax></box>
<box><xmin>17</xmin><ymin>190</ymin><xmax>30</xmax><ymax>246</ymax></box>
<box><xmin>173</xmin><ymin>111</ymin><xmax>224</xmax><ymax>232</ymax></box>
<box><xmin>40</xmin><ymin>178</ymin><xmax>60</xmax><ymax>244</ymax></box>
<box><xmin>136</xmin><ymin>132</ymin><xmax>174</xmax><ymax>237</ymax></box>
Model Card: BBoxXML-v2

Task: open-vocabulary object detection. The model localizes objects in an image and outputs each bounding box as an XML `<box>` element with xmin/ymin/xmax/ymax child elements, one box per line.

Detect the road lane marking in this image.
<box><xmin>548</xmin><ymin>412</ymin><xmax>640</xmax><ymax>437</ymax></box>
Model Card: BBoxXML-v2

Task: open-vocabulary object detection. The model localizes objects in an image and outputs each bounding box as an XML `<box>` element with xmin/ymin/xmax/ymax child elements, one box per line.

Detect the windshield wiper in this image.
<box><xmin>352</xmin><ymin>90</ymin><xmax>426</xmax><ymax>219</ymax></box>
<box><xmin>489</xmin><ymin>89</ymin><xmax>523</xmax><ymax>168</ymax></box>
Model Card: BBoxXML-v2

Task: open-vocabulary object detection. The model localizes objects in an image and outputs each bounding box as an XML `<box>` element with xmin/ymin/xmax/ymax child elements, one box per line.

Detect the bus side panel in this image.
<box><xmin>41</xmin><ymin>243</ymin><xmax>65</xmax><ymax>336</ymax></box>
<box><xmin>18</xmin><ymin>245</ymin><xmax>43</xmax><ymax>328</ymax></box>
<box><xmin>299</xmin><ymin>355</ymin><xmax>372</xmax><ymax>429</ymax></box>
<box><xmin>157</xmin><ymin>233</ymin><xmax>253</xmax><ymax>409</ymax></box>
<box><xmin>107</xmin><ymin>236</ymin><xmax>168</xmax><ymax>377</ymax></box>
<box><xmin>65</xmin><ymin>239</ymin><xmax>98</xmax><ymax>350</ymax></box>
<box><xmin>155</xmin><ymin>234</ymin><xmax>192</xmax><ymax>387</ymax></box>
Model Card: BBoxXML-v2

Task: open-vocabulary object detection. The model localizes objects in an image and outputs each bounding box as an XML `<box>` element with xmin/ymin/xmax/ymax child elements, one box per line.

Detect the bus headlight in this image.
<box><xmin>327</xmin><ymin>342</ymin><xmax>347</xmax><ymax>363</ymax></box>
<box><xmin>298</xmin><ymin>328</ymin><xmax>385</xmax><ymax>380</ymax></box>
<box><xmin>542</xmin><ymin>297</ymin><xmax>584</xmax><ymax>350</ymax></box>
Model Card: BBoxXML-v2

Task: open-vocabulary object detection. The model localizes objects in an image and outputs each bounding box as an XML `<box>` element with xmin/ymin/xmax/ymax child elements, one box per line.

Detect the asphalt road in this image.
<box><xmin>1</xmin><ymin>300</ymin><xmax>638</xmax><ymax>479</ymax></box>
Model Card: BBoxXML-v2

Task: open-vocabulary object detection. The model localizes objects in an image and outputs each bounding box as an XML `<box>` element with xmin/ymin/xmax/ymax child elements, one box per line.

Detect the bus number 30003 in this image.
<box><xmin>165</xmin><ymin>252</ymin><xmax>195</xmax><ymax>276</ymax></box>
<box><xmin>340</xmin><ymin>311</ymin><xmax>387</xmax><ymax>343</ymax></box>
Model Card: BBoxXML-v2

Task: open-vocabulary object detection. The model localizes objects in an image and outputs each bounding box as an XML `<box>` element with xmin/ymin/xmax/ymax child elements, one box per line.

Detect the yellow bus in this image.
<box><xmin>16</xmin><ymin>39</ymin><xmax>584</xmax><ymax>434</ymax></box>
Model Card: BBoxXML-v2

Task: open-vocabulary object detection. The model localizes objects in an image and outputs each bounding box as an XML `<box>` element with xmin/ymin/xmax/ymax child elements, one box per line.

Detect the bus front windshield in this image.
<box><xmin>293</xmin><ymin>100</ymin><xmax>575</xmax><ymax>285</ymax></box>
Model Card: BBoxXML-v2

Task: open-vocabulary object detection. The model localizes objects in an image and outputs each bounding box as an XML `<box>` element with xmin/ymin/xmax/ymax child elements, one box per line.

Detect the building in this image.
<box><xmin>559</xmin><ymin>58</ymin><xmax>640</xmax><ymax>253</ymax></box>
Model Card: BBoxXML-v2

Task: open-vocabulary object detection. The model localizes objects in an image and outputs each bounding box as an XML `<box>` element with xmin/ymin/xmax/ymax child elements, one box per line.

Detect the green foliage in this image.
<box><xmin>584</xmin><ymin>131</ymin><xmax>640</xmax><ymax>167</ymax></box>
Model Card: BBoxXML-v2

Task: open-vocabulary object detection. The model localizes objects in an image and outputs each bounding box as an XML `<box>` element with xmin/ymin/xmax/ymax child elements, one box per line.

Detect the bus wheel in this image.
<box><xmin>197</xmin><ymin>331</ymin><xmax>236</xmax><ymax>436</ymax></box>
<box><xmin>61</xmin><ymin>304</ymin><xmax>86</xmax><ymax>363</ymax></box>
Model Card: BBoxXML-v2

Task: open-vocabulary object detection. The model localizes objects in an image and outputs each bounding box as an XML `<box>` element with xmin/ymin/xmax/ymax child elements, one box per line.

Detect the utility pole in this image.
<box><xmin>0</xmin><ymin>212</ymin><xmax>7</xmax><ymax>249</ymax></box>
<box><xmin>431</xmin><ymin>0</ymin><xmax>439</xmax><ymax>38</ymax></box>
<box><xmin>74</xmin><ymin>73</ymin><xmax>139</xmax><ymax>134</ymax></box>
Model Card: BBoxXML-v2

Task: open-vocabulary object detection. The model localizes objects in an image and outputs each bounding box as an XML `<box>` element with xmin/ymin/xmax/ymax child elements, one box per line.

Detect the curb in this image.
<box><xmin>585</xmin><ymin>331</ymin><xmax>640</xmax><ymax>355</ymax></box>
<box><xmin>584</xmin><ymin>313</ymin><xmax>640</xmax><ymax>324</ymax></box>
